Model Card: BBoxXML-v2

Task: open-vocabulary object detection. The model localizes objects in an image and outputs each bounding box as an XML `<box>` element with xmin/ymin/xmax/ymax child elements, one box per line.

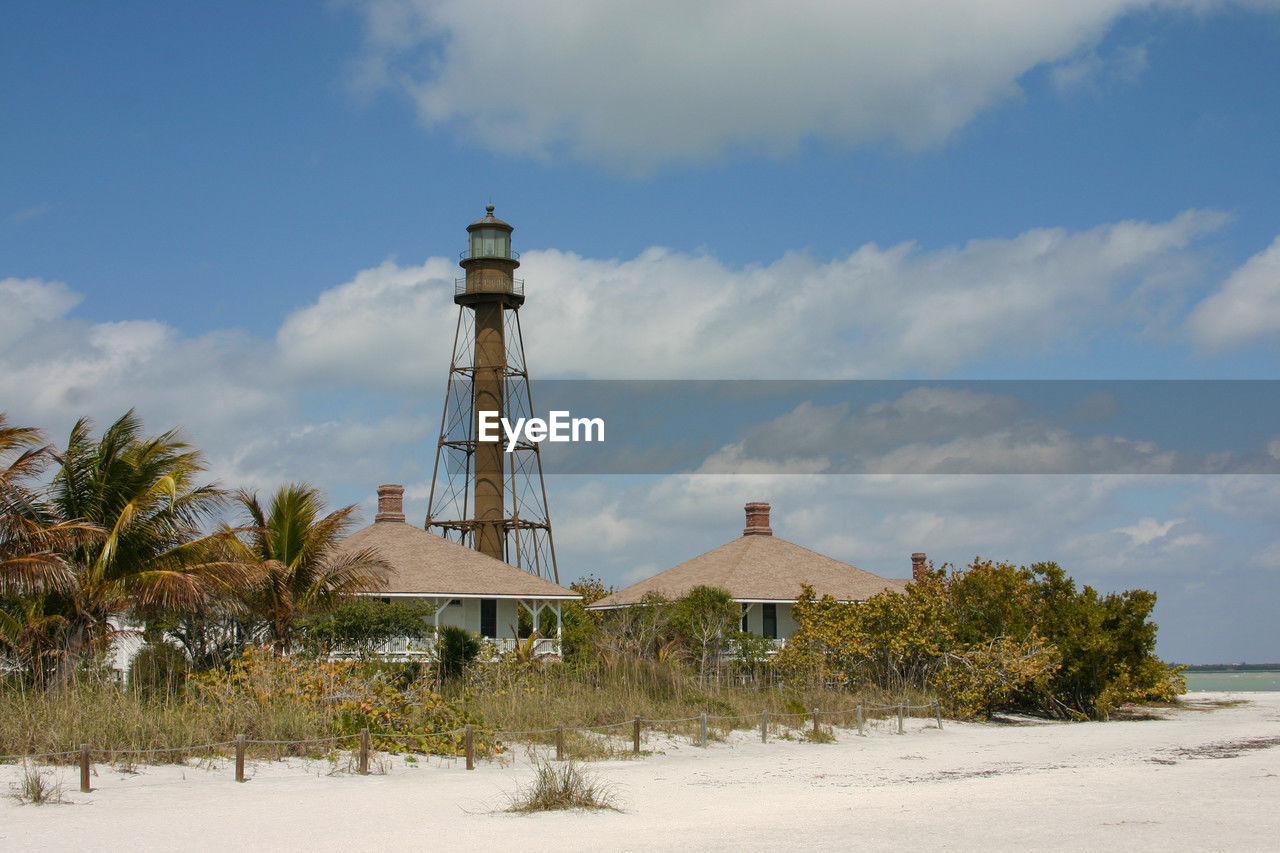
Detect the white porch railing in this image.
<box><xmin>724</xmin><ymin>637</ymin><xmax>787</xmax><ymax>659</ymax></box>
<box><xmin>491</xmin><ymin>636</ymin><xmax>560</xmax><ymax>657</ymax></box>
<box><xmin>330</xmin><ymin>635</ymin><xmax>561</xmax><ymax>661</ymax></box>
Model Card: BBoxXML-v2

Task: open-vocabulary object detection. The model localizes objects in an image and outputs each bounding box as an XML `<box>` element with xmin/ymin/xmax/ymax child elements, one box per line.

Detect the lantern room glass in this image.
<box><xmin>470</xmin><ymin>227</ymin><xmax>510</xmax><ymax>259</ymax></box>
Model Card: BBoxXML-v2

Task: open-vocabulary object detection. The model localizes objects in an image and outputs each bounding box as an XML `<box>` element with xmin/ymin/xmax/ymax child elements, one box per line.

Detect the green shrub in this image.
<box><xmin>437</xmin><ymin>625</ymin><xmax>481</xmax><ymax>682</ymax></box>
<box><xmin>297</xmin><ymin>599</ymin><xmax>435</xmax><ymax>659</ymax></box>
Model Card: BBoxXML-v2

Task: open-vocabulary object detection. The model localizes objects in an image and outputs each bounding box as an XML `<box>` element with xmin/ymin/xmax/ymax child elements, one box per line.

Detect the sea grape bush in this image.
<box><xmin>932</xmin><ymin>633</ymin><xmax>1057</xmax><ymax>719</ymax></box>
<box><xmin>776</xmin><ymin>559</ymin><xmax>1183</xmax><ymax>720</ymax></box>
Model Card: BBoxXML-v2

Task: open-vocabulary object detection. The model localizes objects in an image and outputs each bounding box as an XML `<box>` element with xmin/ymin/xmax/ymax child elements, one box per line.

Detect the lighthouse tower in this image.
<box><xmin>426</xmin><ymin>206</ymin><xmax>559</xmax><ymax>582</ymax></box>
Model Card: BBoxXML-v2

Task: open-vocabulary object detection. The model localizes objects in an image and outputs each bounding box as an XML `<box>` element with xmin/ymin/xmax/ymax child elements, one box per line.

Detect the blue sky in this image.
<box><xmin>3</xmin><ymin>1</ymin><xmax>1280</xmax><ymax>662</ymax></box>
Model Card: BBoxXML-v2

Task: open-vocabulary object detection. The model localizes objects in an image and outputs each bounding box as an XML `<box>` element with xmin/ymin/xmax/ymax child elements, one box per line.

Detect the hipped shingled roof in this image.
<box><xmin>337</xmin><ymin>486</ymin><xmax>578</xmax><ymax>600</ymax></box>
<box><xmin>589</xmin><ymin>503</ymin><xmax>908</xmax><ymax>608</ymax></box>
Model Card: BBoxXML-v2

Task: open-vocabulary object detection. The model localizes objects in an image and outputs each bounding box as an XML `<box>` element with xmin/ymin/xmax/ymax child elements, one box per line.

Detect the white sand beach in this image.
<box><xmin>3</xmin><ymin>692</ymin><xmax>1277</xmax><ymax>852</ymax></box>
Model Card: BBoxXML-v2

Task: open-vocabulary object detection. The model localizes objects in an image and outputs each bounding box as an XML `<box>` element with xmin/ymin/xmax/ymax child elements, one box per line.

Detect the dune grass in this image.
<box><xmin>449</xmin><ymin>657</ymin><xmax>923</xmax><ymax>749</ymax></box>
<box><xmin>7</xmin><ymin>763</ymin><xmax>68</xmax><ymax>805</ymax></box>
<box><xmin>1</xmin><ymin>656</ymin><xmax>931</xmax><ymax>765</ymax></box>
<box><xmin>506</xmin><ymin>758</ymin><xmax>620</xmax><ymax>813</ymax></box>
<box><xmin>0</xmin><ymin>650</ymin><xmax>467</xmax><ymax>762</ymax></box>
<box><xmin>0</xmin><ymin>675</ymin><xmax>331</xmax><ymax>763</ymax></box>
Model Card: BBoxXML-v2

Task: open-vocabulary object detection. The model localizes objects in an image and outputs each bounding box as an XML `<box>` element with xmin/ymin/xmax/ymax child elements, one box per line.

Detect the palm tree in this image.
<box><xmin>0</xmin><ymin>414</ymin><xmax>94</xmax><ymax>597</ymax></box>
<box><xmin>1</xmin><ymin>414</ymin><xmax>102</xmax><ymax>686</ymax></box>
<box><xmin>46</xmin><ymin>411</ymin><xmax>244</xmax><ymax>685</ymax></box>
<box><xmin>0</xmin><ymin>595</ymin><xmax>68</xmax><ymax>689</ymax></box>
<box><xmin>225</xmin><ymin>484</ymin><xmax>388</xmax><ymax>655</ymax></box>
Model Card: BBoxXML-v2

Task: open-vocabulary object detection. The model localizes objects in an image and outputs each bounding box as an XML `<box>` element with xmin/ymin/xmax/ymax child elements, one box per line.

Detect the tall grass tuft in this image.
<box><xmin>506</xmin><ymin>758</ymin><xmax>620</xmax><ymax>813</ymax></box>
<box><xmin>7</xmin><ymin>763</ymin><xmax>67</xmax><ymax>805</ymax></box>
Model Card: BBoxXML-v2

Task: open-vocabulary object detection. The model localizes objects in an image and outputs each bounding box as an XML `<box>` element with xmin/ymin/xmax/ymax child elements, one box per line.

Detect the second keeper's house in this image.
<box><xmin>587</xmin><ymin>502</ymin><xmax>918</xmax><ymax>644</ymax></box>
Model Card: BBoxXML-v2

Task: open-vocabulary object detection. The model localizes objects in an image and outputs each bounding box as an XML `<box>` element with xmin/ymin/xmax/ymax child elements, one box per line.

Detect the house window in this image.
<box><xmin>480</xmin><ymin>599</ymin><xmax>497</xmax><ymax>638</ymax></box>
<box><xmin>740</xmin><ymin>603</ymin><xmax>749</xmax><ymax>633</ymax></box>
<box><xmin>762</xmin><ymin>603</ymin><xmax>777</xmax><ymax>639</ymax></box>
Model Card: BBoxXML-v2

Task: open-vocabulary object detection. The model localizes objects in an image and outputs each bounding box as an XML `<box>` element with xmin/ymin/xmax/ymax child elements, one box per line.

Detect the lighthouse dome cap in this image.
<box><xmin>467</xmin><ymin>203</ymin><xmax>513</xmax><ymax>232</ymax></box>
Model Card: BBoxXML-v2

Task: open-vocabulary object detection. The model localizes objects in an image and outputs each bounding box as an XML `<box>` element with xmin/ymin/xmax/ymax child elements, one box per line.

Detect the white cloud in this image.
<box><xmin>276</xmin><ymin>257</ymin><xmax>458</xmax><ymax>389</ymax></box>
<box><xmin>695</xmin><ymin>442</ymin><xmax>832</xmax><ymax>476</ymax></box>
<box><xmin>0</xmin><ymin>277</ymin><xmax>81</xmax><ymax>343</ymax></box>
<box><xmin>1116</xmin><ymin>516</ymin><xmax>1183</xmax><ymax>546</ymax></box>
<box><xmin>550</xmin><ymin>483</ymin><xmax>648</xmax><ymax>552</ymax></box>
<box><xmin>1050</xmin><ymin>43</ymin><xmax>1149</xmax><ymax>94</ymax></box>
<box><xmin>279</xmin><ymin>209</ymin><xmax>1227</xmax><ymax>381</ymax></box>
<box><xmin>216</xmin><ymin>414</ymin><xmax>437</xmax><ymax>499</ymax></box>
<box><xmin>0</xmin><ymin>209</ymin><xmax>1240</xmax><ymax>522</ymax></box>
<box><xmin>0</xmin><ymin>278</ymin><xmax>291</xmax><ymax>499</ymax></box>
<box><xmin>0</xmin><ymin>282</ymin><xmax>275</xmax><ymax>434</ymax></box>
<box><xmin>552</xmin><ymin>471</ymin><xmax>1162</xmax><ymax>587</ymax></box>
<box><xmin>536</xmin><ymin>210</ymin><xmax>1224</xmax><ymax>376</ymax></box>
<box><xmin>1055</xmin><ymin>509</ymin><xmax>1216</xmax><ymax>577</ymax></box>
<box><xmin>1186</xmin><ymin>235</ymin><xmax>1280</xmax><ymax>350</ymax></box>
<box><xmin>862</xmin><ymin>429</ymin><xmax>1177</xmax><ymax>475</ymax></box>
<box><xmin>1201</xmin><ymin>475</ymin><xmax>1280</xmax><ymax>521</ymax></box>
<box><xmin>346</xmin><ymin>0</ymin><xmax>1275</xmax><ymax>170</ymax></box>
<box><xmin>675</xmin><ymin>386</ymin><xmax>1203</xmax><ymax>476</ymax></box>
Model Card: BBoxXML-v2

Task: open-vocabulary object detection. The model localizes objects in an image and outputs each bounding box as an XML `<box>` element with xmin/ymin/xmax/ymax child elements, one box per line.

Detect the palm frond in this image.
<box><xmin>302</xmin><ymin>546</ymin><xmax>390</xmax><ymax>609</ymax></box>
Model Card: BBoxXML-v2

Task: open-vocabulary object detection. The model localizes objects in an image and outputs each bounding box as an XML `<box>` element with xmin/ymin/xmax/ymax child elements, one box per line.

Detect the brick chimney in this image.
<box><xmin>744</xmin><ymin>502</ymin><xmax>772</xmax><ymax>536</ymax></box>
<box><xmin>375</xmin><ymin>484</ymin><xmax>406</xmax><ymax>523</ymax></box>
<box><xmin>911</xmin><ymin>552</ymin><xmax>928</xmax><ymax>582</ymax></box>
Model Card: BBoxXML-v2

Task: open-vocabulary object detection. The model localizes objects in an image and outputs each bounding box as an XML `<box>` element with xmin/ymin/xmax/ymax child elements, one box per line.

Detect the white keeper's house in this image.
<box><xmin>587</xmin><ymin>502</ymin><xmax>915</xmax><ymax>644</ymax></box>
<box><xmin>336</xmin><ymin>484</ymin><xmax>580</xmax><ymax>656</ymax></box>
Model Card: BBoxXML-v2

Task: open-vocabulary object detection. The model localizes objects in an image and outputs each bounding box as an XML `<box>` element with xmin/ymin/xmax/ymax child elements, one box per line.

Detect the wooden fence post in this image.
<box><xmin>699</xmin><ymin>713</ymin><xmax>708</xmax><ymax>748</ymax></box>
<box><xmin>760</xmin><ymin>710</ymin><xmax>768</xmax><ymax>743</ymax></box>
<box><xmin>812</xmin><ymin>708</ymin><xmax>820</xmax><ymax>737</ymax></box>
<box><xmin>556</xmin><ymin>725</ymin><xmax>564</xmax><ymax>761</ymax></box>
<box><xmin>465</xmin><ymin>725</ymin><xmax>474</xmax><ymax>770</ymax></box>
<box><xmin>897</xmin><ymin>702</ymin><xmax>905</xmax><ymax>734</ymax></box>
<box><xmin>235</xmin><ymin>734</ymin><xmax>246</xmax><ymax>783</ymax></box>
<box><xmin>79</xmin><ymin>744</ymin><xmax>91</xmax><ymax>793</ymax></box>
<box><xmin>935</xmin><ymin>699</ymin><xmax>944</xmax><ymax>730</ymax></box>
<box><xmin>856</xmin><ymin>704</ymin><xmax>865</xmax><ymax>736</ymax></box>
<box><xmin>632</xmin><ymin>716</ymin><xmax>641</xmax><ymax>754</ymax></box>
<box><xmin>359</xmin><ymin>728</ymin><xmax>370</xmax><ymax>775</ymax></box>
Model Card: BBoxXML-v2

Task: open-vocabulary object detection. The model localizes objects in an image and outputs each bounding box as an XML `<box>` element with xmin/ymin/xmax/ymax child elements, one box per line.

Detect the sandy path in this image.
<box><xmin>2</xmin><ymin>692</ymin><xmax>1277</xmax><ymax>852</ymax></box>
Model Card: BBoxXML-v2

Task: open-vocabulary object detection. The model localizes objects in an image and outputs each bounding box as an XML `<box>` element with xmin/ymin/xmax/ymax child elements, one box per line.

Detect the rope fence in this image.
<box><xmin>0</xmin><ymin>699</ymin><xmax>945</xmax><ymax>791</ymax></box>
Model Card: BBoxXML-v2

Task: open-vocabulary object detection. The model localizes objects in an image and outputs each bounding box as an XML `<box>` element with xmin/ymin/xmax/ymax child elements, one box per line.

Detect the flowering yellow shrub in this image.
<box><xmin>932</xmin><ymin>634</ymin><xmax>1058</xmax><ymax>719</ymax></box>
<box><xmin>187</xmin><ymin>647</ymin><xmax>499</xmax><ymax>756</ymax></box>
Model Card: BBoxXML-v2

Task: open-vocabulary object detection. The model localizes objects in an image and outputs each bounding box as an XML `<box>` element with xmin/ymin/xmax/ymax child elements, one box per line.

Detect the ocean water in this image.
<box><xmin>1184</xmin><ymin>670</ymin><xmax>1280</xmax><ymax>692</ymax></box>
